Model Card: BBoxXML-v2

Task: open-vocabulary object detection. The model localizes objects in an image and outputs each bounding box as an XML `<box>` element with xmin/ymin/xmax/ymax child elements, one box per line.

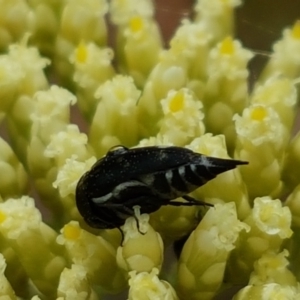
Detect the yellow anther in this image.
<box><xmin>129</xmin><ymin>16</ymin><xmax>144</xmax><ymax>33</ymax></box>
<box><xmin>75</xmin><ymin>42</ymin><xmax>88</xmax><ymax>63</ymax></box>
<box><xmin>63</xmin><ymin>224</ymin><xmax>80</xmax><ymax>240</ymax></box>
<box><xmin>220</xmin><ymin>36</ymin><xmax>235</xmax><ymax>55</ymax></box>
<box><xmin>292</xmin><ymin>20</ymin><xmax>300</xmax><ymax>39</ymax></box>
<box><xmin>251</xmin><ymin>106</ymin><xmax>267</xmax><ymax>121</ymax></box>
<box><xmin>0</xmin><ymin>211</ymin><xmax>6</xmax><ymax>223</ymax></box>
<box><xmin>169</xmin><ymin>91</ymin><xmax>184</xmax><ymax>112</ymax></box>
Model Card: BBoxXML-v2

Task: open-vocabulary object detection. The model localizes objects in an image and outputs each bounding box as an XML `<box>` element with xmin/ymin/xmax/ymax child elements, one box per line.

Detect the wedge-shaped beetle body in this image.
<box><xmin>76</xmin><ymin>146</ymin><xmax>248</xmax><ymax>233</ymax></box>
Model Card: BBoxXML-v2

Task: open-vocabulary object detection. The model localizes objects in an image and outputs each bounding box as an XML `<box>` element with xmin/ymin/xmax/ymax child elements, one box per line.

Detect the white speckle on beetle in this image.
<box><xmin>178</xmin><ymin>165</ymin><xmax>186</xmax><ymax>179</ymax></box>
<box><xmin>165</xmin><ymin>169</ymin><xmax>173</xmax><ymax>185</ymax></box>
<box><xmin>201</xmin><ymin>155</ymin><xmax>214</xmax><ymax>168</ymax></box>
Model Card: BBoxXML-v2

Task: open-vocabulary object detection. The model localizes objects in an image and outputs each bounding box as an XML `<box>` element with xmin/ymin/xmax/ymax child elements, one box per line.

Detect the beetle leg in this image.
<box><xmin>117</xmin><ymin>227</ymin><xmax>125</xmax><ymax>245</ymax></box>
<box><xmin>120</xmin><ymin>205</ymin><xmax>145</xmax><ymax>235</ymax></box>
<box><xmin>97</xmin><ymin>202</ymin><xmax>140</xmax><ymax>226</ymax></box>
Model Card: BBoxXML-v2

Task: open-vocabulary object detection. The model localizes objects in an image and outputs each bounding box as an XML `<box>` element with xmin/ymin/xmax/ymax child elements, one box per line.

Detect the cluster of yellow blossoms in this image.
<box><xmin>0</xmin><ymin>0</ymin><xmax>300</xmax><ymax>299</ymax></box>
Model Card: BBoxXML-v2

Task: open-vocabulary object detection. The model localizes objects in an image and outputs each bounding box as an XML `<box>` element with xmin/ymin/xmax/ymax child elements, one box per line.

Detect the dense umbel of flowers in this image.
<box><xmin>0</xmin><ymin>0</ymin><xmax>300</xmax><ymax>299</ymax></box>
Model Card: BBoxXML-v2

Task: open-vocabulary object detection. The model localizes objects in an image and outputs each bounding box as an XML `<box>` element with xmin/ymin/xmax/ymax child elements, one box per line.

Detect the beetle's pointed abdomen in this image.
<box><xmin>191</xmin><ymin>155</ymin><xmax>248</xmax><ymax>184</ymax></box>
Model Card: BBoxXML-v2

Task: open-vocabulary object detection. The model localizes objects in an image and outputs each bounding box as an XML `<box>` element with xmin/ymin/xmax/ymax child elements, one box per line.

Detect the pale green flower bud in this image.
<box><xmin>137</xmin><ymin>135</ymin><xmax>173</xmax><ymax>148</ymax></box>
<box><xmin>54</xmin><ymin>0</ymin><xmax>108</xmax><ymax>83</ymax></box>
<box><xmin>60</xmin><ymin>0</ymin><xmax>108</xmax><ymax>44</ymax></box>
<box><xmin>30</xmin><ymin>86</ymin><xmax>77</xmax><ymax>142</ymax></box>
<box><xmin>28</xmin><ymin>85</ymin><xmax>77</xmax><ymax>163</ymax></box>
<box><xmin>117</xmin><ymin>207</ymin><xmax>164</xmax><ymax>273</ymax></box>
<box><xmin>53</xmin><ymin>156</ymin><xmax>96</xmax><ymax>221</ymax></box>
<box><xmin>138</xmin><ymin>50</ymin><xmax>188</xmax><ymax>137</ymax></box>
<box><xmin>233</xmin><ymin>283</ymin><xmax>300</xmax><ymax>300</ymax></box>
<box><xmin>0</xmin><ymin>245</ymin><xmax>27</xmax><ymax>297</ymax></box>
<box><xmin>7</xmin><ymin>94</ymin><xmax>36</xmax><ymax>164</ymax></box>
<box><xmin>28</xmin><ymin>86</ymin><xmax>77</xmax><ymax>178</ymax></box>
<box><xmin>0</xmin><ymin>0</ymin><xmax>33</xmax><ymax>50</ymax></box>
<box><xmin>0</xmin><ymin>196</ymin><xmax>67</xmax><ymax>297</ymax></box>
<box><xmin>5</xmin><ymin>39</ymin><xmax>50</xmax><ymax>162</ymax></box>
<box><xmin>57</xmin><ymin>264</ymin><xmax>98</xmax><ymax>300</ymax></box>
<box><xmin>57</xmin><ymin>221</ymin><xmax>126</xmax><ymax>292</ymax></box>
<box><xmin>128</xmin><ymin>268</ymin><xmax>179</xmax><ymax>300</ymax></box>
<box><xmin>194</xmin><ymin>0</ymin><xmax>242</xmax><ymax>42</ymax></box>
<box><xmin>177</xmin><ymin>202</ymin><xmax>249</xmax><ymax>299</ymax></box>
<box><xmin>54</xmin><ymin>156</ymin><xmax>96</xmax><ymax>199</ymax></box>
<box><xmin>44</xmin><ymin>124</ymin><xmax>91</xmax><ymax>167</ymax></box>
<box><xmin>251</xmin><ymin>76</ymin><xmax>297</xmax><ymax>132</ymax></box>
<box><xmin>118</xmin><ymin>16</ymin><xmax>162</xmax><ymax>87</ymax></box>
<box><xmin>169</xmin><ymin>19</ymin><xmax>211</xmax><ymax>81</ymax></box>
<box><xmin>28</xmin><ymin>0</ymin><xmax>61</xmax><ymax>56</ymax></box>
<box><xmin>71</xmin><ymin>42</ymin><xmax>115</xmax><ymax>121</ymax></box>
<box><xmin>204</xmin><ymin>37</ymin><xmax>253</xmax><ymax>151</ymax></box>
<box><xmin>0</xmin><ymin>55</ymin><xmax>24</xmax><ymax>113</ymax></box>
<box><xmin>159</xmin><ymin>88</ymin><xmax>205</xmax><ymax>146</ymax></box>
<box><xmin>249</xmin><ymin>250</ymin><xmax>297</xmax><ymax>287</ymax></box>
<box><xmin>250</xmin><ymin>197</ymin><xmax>292</xmax><ymax>239</ymax></box>
<box><xmin>26</xmin><ymin>86</ymin><xmax>77</xmax><ymax>219</ymax></box>
<box><xmin>0</xmin><ymin>137</ymin><xmax>28</xmax><ymax>200</ymax></box>
<box><xmin>6</xmin><ymin>37</ymin><xmax>50</xmax><ymax>95</ymax></box>
<box><xmin>260</xmin><ymin>21</ymin><xmax>300</xmax><ymax>82</ymax></box>
<box><xmin>109</xmin><ymin>0</ymin><xmax>154</xmax><ymax>26</ymax></box>
<box><xmin>0</xmin><ymin>253</ymin><xmax>17</xmax><ymax>299</ymax></box>
<box><xmin>234</xmin><ymin>104</ymin><xmax>288</xmax><ymax>199</ymax></box>
<box><xmin>227</xmin><ymin>197</ymin><xmax>292</xmax><ymax>284</ymax></box>
<box><xmin>89</xmin><ymin>75</ymin><xmax>140</xmax><ymax>156</ymax></box>
<box><xmin>72</xmin><ymin>43</ymin><xmax>114</xmax><ymax>89</ymax></box>
<box><xmin>149</xmin><ymin>204</ymin><xmax>200</xmax><ymax>244</ymax></box>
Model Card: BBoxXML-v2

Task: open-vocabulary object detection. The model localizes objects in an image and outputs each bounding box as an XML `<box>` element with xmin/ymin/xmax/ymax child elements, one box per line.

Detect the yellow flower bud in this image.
<box><xmin>159</xmin><ymin>88</ymin><xmax>205</xmax><ymax>146</ymax></box>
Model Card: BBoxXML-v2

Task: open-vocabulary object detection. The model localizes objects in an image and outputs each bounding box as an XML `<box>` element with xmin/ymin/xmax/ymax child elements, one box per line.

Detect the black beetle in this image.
<box><xmin>76</xmin><ymin>145</ymin><xmax>247</xmax><ymax>241</ymax></box>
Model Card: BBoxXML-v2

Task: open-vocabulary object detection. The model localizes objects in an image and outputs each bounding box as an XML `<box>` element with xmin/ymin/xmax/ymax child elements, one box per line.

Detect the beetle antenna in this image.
<box><xmin>182</xmin><ymin>195</ymin><xmax>214</xmax><ymax>207</ymax></box>
<box><xmin>118</xmin><ymin>227</ymin><xmax>125</xmax><ymax>246</ymax></box>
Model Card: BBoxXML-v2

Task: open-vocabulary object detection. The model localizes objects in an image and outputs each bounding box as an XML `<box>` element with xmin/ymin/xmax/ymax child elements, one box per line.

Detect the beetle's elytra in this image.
<box><xmin>76</xmin><ymin>145</ymin><xmax>248</xmax><ymax>238</ymax></box>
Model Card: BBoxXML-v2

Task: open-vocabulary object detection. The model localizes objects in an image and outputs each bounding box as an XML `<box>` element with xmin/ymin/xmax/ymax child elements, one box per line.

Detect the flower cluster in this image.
<box><xmin>0</xmin><ymin>0</ymin><xmax>300</xmax><ymax>299</ymax></box>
